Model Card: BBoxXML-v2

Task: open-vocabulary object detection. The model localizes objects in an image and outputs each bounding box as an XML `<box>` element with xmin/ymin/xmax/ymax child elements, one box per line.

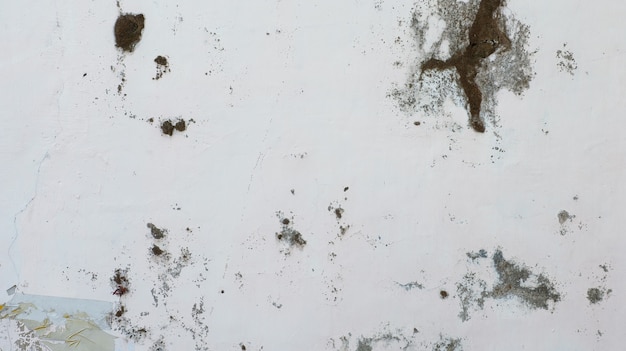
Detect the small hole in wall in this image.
<box><xmin>220</xmin><ymin>290</ymin><xmax>225</xmax><ymax>294</ymax></box>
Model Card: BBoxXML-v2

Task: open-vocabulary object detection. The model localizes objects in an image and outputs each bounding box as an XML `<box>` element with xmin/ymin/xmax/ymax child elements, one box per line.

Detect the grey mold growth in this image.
<box><xmin>457</xmin><ymin>249</ymin><xmax>561</xmax><ymax>321</ymax></box>
<box><xmin>490</xmin><ymin>250</ymin><xmax>561</xmax><ymax>309</ymax></box>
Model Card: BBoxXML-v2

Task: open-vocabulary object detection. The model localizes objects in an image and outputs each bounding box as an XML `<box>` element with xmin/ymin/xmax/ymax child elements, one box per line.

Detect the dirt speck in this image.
<box><xmin>147</xmin><ymin>223</ymin><xmax>166</xmax><ymax>239</ymax></box>
<box><xmin>114</xmin><ymin>14</ymin><xmax>145</xmax><ymax>52</ymax></box>
<box><xmin>151</xmin><ymin>245</ymin><xmax>164</xmax><ymax>256</ymax></box>
<box><xmin>154</xmin><ymin>56</ymin><xmax>170</xmax><ymax>80</ymax></box>
<box><xmin>440</xmin><ymin>290</ymin><xmax>449</xmax><ymax>299</ymax></box>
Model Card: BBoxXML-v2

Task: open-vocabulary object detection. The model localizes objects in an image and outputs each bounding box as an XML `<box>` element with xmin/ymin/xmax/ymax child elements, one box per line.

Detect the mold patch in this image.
<box><xmin>587</xmin><ymin>287</ymin><xmax>611</xmax><ymax>304</ymax></box>
<box><xmin>114</xmin><ymin>14</ymin><xmax>145</xmax><ymax>52</ymax></box>
<box><xmin>457</xmin><ymin>249</ymin><xmax>561</xmax><ymax>321</ymax></box>
<box><xmin>392</xmin><ymin>0</ymin><xmax>533</xmax><ymax>132</ymax></box>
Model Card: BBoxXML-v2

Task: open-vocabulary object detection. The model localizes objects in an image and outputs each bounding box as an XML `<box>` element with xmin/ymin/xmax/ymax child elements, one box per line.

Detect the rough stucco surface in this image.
<box><xmin>1</xmin><ymin>0</ymin><xmax>625</xmax><ymax>350</ymax></box>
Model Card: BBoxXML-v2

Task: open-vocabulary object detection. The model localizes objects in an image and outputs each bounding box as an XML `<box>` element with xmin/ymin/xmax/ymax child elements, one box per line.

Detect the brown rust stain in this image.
<box><xmin>421</xmin><ymin>0</ymin><xmax>510</xmax><ymax>132</ymax></box>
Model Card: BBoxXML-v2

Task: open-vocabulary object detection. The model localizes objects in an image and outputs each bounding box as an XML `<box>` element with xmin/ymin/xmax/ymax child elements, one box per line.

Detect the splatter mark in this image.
<box><xmin>556</xmin><ymin>44</ymin><xmax>577</xmax><ymax>75</ymax></box>
<box><xmin>393</xmin><ymin>0</ymin><xmax>533</xmax><ymax>132</ymax></box>
<box><xmin>114</xmin><ymin>14</ymin><xmax>145</xmax><ymax>52</ymax></box>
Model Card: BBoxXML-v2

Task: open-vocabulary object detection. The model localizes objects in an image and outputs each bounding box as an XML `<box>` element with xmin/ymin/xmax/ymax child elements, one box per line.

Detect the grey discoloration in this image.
<box><xmin>147</xmin><ymin>223</ymin><xmax>166</xmax><ymax>239</ymax></box>
<box><xmin>392</xmin><ymin>0</ymin><xmax>533</xmax><ymax>132</ymax></box>
<box><xmin>433</xmin><ymin>336</ymin><xmax>463</xmax><ymax>351</ymax></box>
<box><xmin>457</xmin><ymin>249</ymin><xmax>561</xmax><ymax>321</ymax></box>
<box><xmin>457</xmin><ymin>272</ymin><xmax>487</xmax><ymax>321</ymax></box>
<box><xmin>466</xmin><ymin>249</ymin><xmax>487</xmax><ymax>260</ymax></box>
<box><xmin>397</xmin><ymin>281</ymin><xmax>424</xmax><ymax>291</ymax></box>
<box><xmin>557</xmin><ymin>210</ymin><xmax>572</xmax><ymax>224</ymax></box>
<box><xmin>587</xmin><ymin>287</ymin><xmax>611</xmax><ymax>304</ymax></box>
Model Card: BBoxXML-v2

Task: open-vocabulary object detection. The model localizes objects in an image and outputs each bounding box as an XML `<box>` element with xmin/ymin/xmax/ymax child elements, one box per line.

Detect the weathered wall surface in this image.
<box><xmin>1</xmin><ymin>0</ymin><xmax>625</xmax><ymax>350</ymax></box>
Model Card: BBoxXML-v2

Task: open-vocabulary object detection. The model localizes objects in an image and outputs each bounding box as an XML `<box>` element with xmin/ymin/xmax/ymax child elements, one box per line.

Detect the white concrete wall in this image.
<box><xmin>1</xmin><ymin>0</ymin><xmax>625</xmax><ymax>350</ymax></box>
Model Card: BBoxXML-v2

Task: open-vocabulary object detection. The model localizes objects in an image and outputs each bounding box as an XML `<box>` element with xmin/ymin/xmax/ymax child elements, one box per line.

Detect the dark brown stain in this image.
<box><xmin>160</xmin><ymin>119</ymin><xmax>187</xmax><ymax>135</ymax></box>
<box><xmin>114</xmin><ymin>14</ymin><xmax>145</xmax><ymax>52</ymax></box>
<box><xmin>440</xmin><ymin>290</ymin><xmax>449</xmax><ymax>299</ymax></box>
<box><xmin>161</xmin><ymin>120</ymin><xmax>174</xmax><ymax>136</ymax></box>
<box><xmin>111</xmin><ymin>268</ymin><xmax>130</xmax><ymax>296</ymax></box>
<box><xmin>151</xmin><ymin>245</ymin><xmax>164</xmax><ymax>256</ymax></box>
<box><xmin>421</xmin><ymin>0</ymin><xmax>510</xmax><ymax>132</ymax></box>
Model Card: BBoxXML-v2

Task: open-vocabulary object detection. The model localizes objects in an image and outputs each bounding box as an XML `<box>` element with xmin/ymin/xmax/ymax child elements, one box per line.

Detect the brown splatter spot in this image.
<box><xmin>114</xmin><ymin>14</ymin><xmax>145</xmax><ymax>52</ymax></box>
<box><xmin>440</xmin><ymin>290</ymin><xmax>449</xmax><ymax>299</ymax></box>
